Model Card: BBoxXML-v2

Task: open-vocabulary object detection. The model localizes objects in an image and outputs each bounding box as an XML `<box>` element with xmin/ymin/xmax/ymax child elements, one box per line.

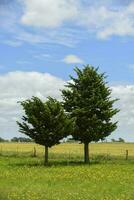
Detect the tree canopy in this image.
<box><xmin>17</xmin><ymin>96</ymin><xmax>73</xmax><ymax>164</ymax></box>
<box><xmin>62</xmin><ymin>65</ymin><xmax>119</xmax><ymax>163</ymax></box>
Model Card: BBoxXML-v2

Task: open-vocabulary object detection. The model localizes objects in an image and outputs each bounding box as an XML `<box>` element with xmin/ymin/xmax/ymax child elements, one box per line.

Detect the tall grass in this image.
<box><xmin>0</xmin><ymin>142</ymin><xmax>134</xmax><ymax>161</ymax></box>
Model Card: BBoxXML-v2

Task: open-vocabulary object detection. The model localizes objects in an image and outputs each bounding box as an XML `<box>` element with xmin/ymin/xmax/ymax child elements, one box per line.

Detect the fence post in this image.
<box><xmin>33</xmin><ymin>147</ymin><xmax>37</xmax><ymax>157</ymax></box>
<box><xmin>126</xmin><ymin>150</ymin><xmax>128</xmax><ymax>160</ymax></box>
<box><xmin>67</xmin><ymin>151</ymin><xmax>71</xmax><ymax>165</ymax></box>
<box><xmin>0</xmin><ymin>146</ymin><xmax>2</xmax><ymax>155</ymax></box>
<box><xmin>16</xmin><ymin>146</ymin><xmax>19</xmax><ymax>156</ymax></box>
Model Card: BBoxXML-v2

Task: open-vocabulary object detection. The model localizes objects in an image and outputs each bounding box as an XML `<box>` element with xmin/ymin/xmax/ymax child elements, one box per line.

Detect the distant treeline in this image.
<box><xmin>0</xmin><ymin>137</ymin><xmax>9</xmax><ymax>142</ymax></box>
<box><xmin>0</xmin><ymin>137</ymin><xmax>125</xmax><ymax>143</ymax></box>
<box><xmin>0</xmin><ymin>137</ymin><xmax>33</xmax><ymax>143</ymax></box>
<box><xmin>111</xmin><ymin>138</ymin><xmax>125</xmax><ymax>143</ymax></box>
<box><xmin>65</xmin><ymin>138</ymin><xmax>126</xmax><ymax>143</ymax></box>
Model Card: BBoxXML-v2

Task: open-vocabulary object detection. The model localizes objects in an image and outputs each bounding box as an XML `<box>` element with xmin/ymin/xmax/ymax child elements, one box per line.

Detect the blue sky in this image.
<box><xmin>1</xmin><ymin>0</ymin><xmax>134</xmax><ymax>141</ymax></box>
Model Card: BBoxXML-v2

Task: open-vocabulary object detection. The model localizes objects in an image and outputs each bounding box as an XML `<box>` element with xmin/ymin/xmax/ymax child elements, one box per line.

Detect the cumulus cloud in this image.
<box><xmin>0</xmin><ymin>0</ymin><xmax>83</xmax><ymax>48</ymax></box>
<box><xmin>2</xmin><ymin>0</ymin><xmax>134</xmax><ymax>47</ymax></box>
<box><xmin>63</xmin><ymin>55</ymin><xmax>84</xmax><ymax>64</ymax></box>
<box><xmin>111</xmin><ymin>85</ymin><xmax>134</xmax><ymax>141</ymax></box>
<box><xmin>83</xmin><ymin>2</ymin><xmax>134</xmax><ymax>39</ymax></box>
<box><xmin>21</xmin><ymin>0</ymin><xmax>79</xmax><ymax>28</ymax></box>
<box><xmin>0</xmin><ymin>71</ymin><xmax>65</xmax><ymax>139</ymax></box>
<box><xmin>20</xmin><ymin>0</ymin><xmax>134</xmax><ymax>39</ymax></box>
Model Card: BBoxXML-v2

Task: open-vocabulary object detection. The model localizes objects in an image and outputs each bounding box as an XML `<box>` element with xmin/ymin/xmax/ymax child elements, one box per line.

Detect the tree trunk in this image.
<box><xmin>84</xmin><ymin>143</ymin><xmax>89</xmax><ymax>163</ymax></box>
<box><xmin>44</xmin><ymin>146</ymin><xmax>48</xmax><ymax>165</ymax></box>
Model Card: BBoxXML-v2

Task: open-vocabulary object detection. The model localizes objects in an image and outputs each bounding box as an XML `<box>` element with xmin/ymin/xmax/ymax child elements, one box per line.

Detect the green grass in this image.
<box><xmin>0</xmin><ymin>153</ymin><xmax>134</xmax><ymax>200</ymax></box>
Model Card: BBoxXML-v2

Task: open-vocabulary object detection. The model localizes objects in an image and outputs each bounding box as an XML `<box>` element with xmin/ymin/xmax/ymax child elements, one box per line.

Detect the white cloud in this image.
<box><xmin>0</xmin><ymin>1</ymin><xmax>82</xmax><ymax>47</ymax></box>
<box><xmin>13</xmin><ymin>28</ymin><xmax>80</xmax><ymax>47</ymax></box>
<box><xmin>63</xmin><ymin>55</ymin><xmax>84</xmax><ymax>64</ymax></box>
<box><xmin>3</xmin><ymin>0</ymin><xmax>134</xmax><ymax>47</ymax></box>
<box><xmin>79</xmin><ymin>2</ymin><xmax>134</xmax><ymax>39</ymax></box>
<box><xmin>111</xmin><ymin>85</ymin><xmax>134</xmax><ymax>141</ymax></box>
<box><xmin>20</xmin><ymin>0</ymin><xmax>134</xmax><ymax>39</ymax></box>
<box><xmin>0</xmin><ymin>71</ymin><xmax>65</xmax><ymax>139</ymax></box>
<box><xmin>21</xmin><ymin>0</ymin><xmax>79</xmax><ymax>28</ymax></box>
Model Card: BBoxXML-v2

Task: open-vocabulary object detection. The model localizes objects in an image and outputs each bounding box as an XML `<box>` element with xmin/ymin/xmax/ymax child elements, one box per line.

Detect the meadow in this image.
<box><xmin>0</xmin><ymin>142</ymin><xmax>134</xmax><ymax>200</ymax></box>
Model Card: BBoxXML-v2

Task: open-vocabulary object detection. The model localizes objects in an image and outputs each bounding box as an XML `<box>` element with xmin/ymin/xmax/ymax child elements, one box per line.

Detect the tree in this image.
<box><xmin>111</xmin><ymin>138</ymin><xmax>125</xmax><ymax>143</ymax></box>
<box><xmin>0</xmin><ymin>137</ymin><xmax>5</xmax><ymax>142</ymax></box>
<box><xmin>10</xmin><ymin>137</ymin><xmax>19</xmax><ymax>142</ymax></box>
<box><xmin>118</xmin><ymin>138</ymin><xmax>125</xmax><ymax>143</ymax></box>
<box><xmin>62</xmin><ymin>65</ymin><xmax>119</xmax><ymax>163</ymax></box>
<box><xmin>0</xmin><ymin>137</ymin><xmax>8</xmax><ymax>142</ymax></box>
<box><xmin>111</xmin><ymin>138</ymin><xmax>116</xmax><ymax>142</ymax></box>
<box><xmin>11</xmin><ymin>137</ymin><xmax>33</xmax><ymax>143</ymax></box>
<box><xmin>17</xmin><ymin>97</ymin><xmax>73</xmax><ymax>164</ymax></box>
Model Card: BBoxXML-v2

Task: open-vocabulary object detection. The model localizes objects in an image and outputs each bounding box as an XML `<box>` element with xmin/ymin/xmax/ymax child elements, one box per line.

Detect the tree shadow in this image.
<box><xmin>4</xmin><ymin>153</ymin><xmax>132</xmax><ymax>168</ymax></box>
<box><xmin>8</xmin><ymin>159</ymin><xmax>101</xmax><ymax>168</ymax></box>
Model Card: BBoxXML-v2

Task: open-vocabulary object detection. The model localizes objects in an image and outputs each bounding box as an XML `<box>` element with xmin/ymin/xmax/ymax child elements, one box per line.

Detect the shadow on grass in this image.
<box><xmin>12</xmin><ymin>161</ymin><xmax>82</xmax><ymax>167</ymax></box>
<box><xmin>7</xmin><ymin>158</ymin><xmax>102</xmax><ymax>168</ymax></box>
<box><xmin>2</xmin><ymin>154</ymin><xmax>134</xmax><ymax>168</ymax></box>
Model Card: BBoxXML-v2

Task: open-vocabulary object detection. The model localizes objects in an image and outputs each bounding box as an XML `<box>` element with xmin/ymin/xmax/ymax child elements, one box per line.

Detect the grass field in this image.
<box><xmin>1</xmin><ymin>142</ymin><xmax>134</xmax><ymax>157</ymax></box>
<box><xmin>0</xmin><ymin>142</ymin><xmax>134</xmax><ymax>200</ymax></box>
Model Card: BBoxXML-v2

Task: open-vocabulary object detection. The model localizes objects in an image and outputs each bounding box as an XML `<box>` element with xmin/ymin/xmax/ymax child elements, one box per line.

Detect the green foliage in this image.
<box><xmin>111</xmin><ymin>138</ymin><xmax>125</xmax><ymax>143</ymax></box>
<box><xmin>118</xmin><ymin>138</ymin><xmax>125</xmax><ymax>143</ymax></box>
<box><xmin>0</xmin><ymin>137</ymin><xmax>8</xmax><ymax>142</ymax></box>
<box><xmin>11</xmin><ymin>137</ymin><xmax>33</xmax><ymax>143</ymax></box>
<box><xmin>17</xmin><ymin>97</ymin><xmax>73</xmax><ymax>148</ymax></box>
<box><xmin>0</xmin><ymin>137</ymin><xmax>5</xmax><ymax>142</ymax></box>
<box><xmin>111</xmin><ymin>138</ymin><xmax>116</xmax><ymax>142</ymax></box>
<box><xmin>66</xmin><ymin>137</ymin><xmax>78</xmax><ymax>143</ymax></box>
<box><xmin>0</xmin><ymin>137</ymin><xmax>7</xmax><ymax>142</ymax></box>
<box><xmin>62</xmin><ymin>65</ymin><xmax>119</xmax><ymax>144</ymax></box>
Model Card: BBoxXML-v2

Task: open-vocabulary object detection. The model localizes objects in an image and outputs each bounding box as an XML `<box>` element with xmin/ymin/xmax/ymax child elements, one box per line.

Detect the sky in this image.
<box><xmin>1</xmin><ymin>0</ymin><xmax>134</xmax><ymax>141</ymax></box>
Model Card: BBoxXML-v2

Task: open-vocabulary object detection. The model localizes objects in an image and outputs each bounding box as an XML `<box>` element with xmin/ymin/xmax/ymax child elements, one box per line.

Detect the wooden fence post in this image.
<box><xmin>126</xmin><ymin>150</ymin><xmax>128</xmax><ymax>160</ymax></box>
<box><xmin>0</xmin><ymin>146</ymin><xmax>2</xmax><ymax>155</ymax></box>
<box><xmin>33</xmin><ymin>147</ymin><xmax>37</xmax><ymax>157</ymax></box>
<box><xmin>16</xmin><ymin>146</ymin><xmax>19</xmax><ymax>156</ymax></box>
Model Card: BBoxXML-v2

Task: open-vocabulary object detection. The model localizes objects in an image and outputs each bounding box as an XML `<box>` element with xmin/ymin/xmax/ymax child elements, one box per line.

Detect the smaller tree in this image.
<box><xmin>17</xmin><ymin>97</ymin><xmax>73</xmax><ymax>164</ymax></box>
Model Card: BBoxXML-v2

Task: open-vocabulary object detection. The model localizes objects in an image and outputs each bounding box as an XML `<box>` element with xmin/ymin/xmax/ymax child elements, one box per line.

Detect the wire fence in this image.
<box><xmin>0</xmin><ymin>142</ymin><xmax>134</xmax><ymax>161</ymax></box>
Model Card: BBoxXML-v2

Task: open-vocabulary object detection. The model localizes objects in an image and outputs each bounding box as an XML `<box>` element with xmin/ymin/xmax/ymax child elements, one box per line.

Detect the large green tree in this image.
<box><xmin>62</xmin><ymin>65</ymin><xmax>119</xmax><ymax>163</ymax></box>
<box><xmin>17</xmin><ymin>97</ymin><xmax>73</xmax><ymax>164</ymax></box>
